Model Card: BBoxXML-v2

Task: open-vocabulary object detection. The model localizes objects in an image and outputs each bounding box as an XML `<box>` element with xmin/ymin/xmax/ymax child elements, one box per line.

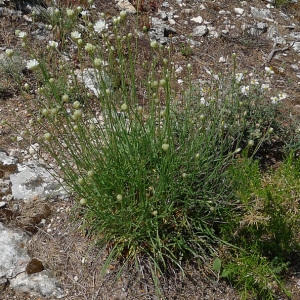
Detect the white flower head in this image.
<box><xmin>5</xmin><ymin>49</ymin><xmax>14</xmax><ymax>58</ymax></box>
<box><xmin>85</xmin><ymin>43</ymin><xmax>96</xmax><ymax>53</ymax></box>
<box><xmin>250</xmin><ymin>78</ymin><xmax>259</xmax><ymax>85</ymax></box>
<box><xmin>17</xmin><ymin>31</ymin><xmax>28</xmax><ymax>39</ymax></box>
<box><xmin>278</xmin><ymin>93</ymin><xmax>287</xmax><ymax>100</ymax></box>
<box><xmin>48</xmin><ymin>40</ymin><xmax>58</xmax><ymax>48</ymax></box>
<box><xmin>94</xmin><ymin>19</ymin><xmax>108</xmax><ymax>33</ymax></box>
<box><xmin>235</xmin><ymin>73</ymin><xmax>243</xmax><ymax>82</ymax></box>
<box><xmin>265</xmin><ymin>66</ymin><xmax>274</xmax><ymax>75</ymax></box>
<box><xmin>240</xmin><ymin>85</ymin><xmax>250</xmax><ymax>95</ymax></box>
<box><xmin>81</xmin><ymin>10</ymin><xmax>90</xmax><ymax>17</ymax></box>
<box><xmin>261</xmin><ymin>83</ymin><xmax>270</xmax><ymax>92</ymax></box>
<box><xmin>71</xmin><ymin>31</ymin><xmax>81</xmax><ymax>40</ymax></box>
<box><xmin>66</xmin><ymin>8</ymin><xmax>75</xmax><ymax>17</ymax></box>
<box><xmin>271</xmin><ymin>96</ymin><xmax>279</xmax><ymax>104</ymax></box>
<box><xmin>162</xmin><ymin>143</ymin><xmax>169</xmax><ymax>151</ymax></box>
<box><xmin>26</xmin><ymin>59</ymin><xmax>39</xmax><ymax>71</ymax></box>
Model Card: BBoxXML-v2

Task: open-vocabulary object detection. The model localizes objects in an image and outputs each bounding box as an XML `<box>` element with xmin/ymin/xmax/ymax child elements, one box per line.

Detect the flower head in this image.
<box><xmin>5</xmin><ymin>49</ymin><xmax>14</xmax><ymax>58</ymax></box>
<box><xmin>250</xmin><ymin>78</ymin><xmax>259</xmax><ymax>85</ymax></box>
<box><xmin>278</xmin><ymin>92</ymin><xmax>287</xmax><ymax>100</ymax></box>
<box><xmin>26</xmin><ymin>59</ymin><xmax>39</xmax><ymax>71</ymax></box>
<box><xmin>150</xmin><ymin>40</ymin><xmax>159</xmax><ymax>49</ymax></box>
<box><xmin>261</xmin><ymin>83</ymin><xmax>270</xmax><ymax>92</ymax></box>
<box><xmin>48</xmin><ymin>40</ymin><xmax>58</xmax><ymax>48</ymax></box>
<box><xmin>94</xmin><ymin>19</ymin><xmax>107</xmax><ymax>33</ymax></box>
<box><xmin>85</xmin><ymin>43</ymin><xmax>96</xmax><ymax>53</ymax></box>
<box><xmin>66</xmin><ymin>8</ymin><xmax>75</xmax><ymax>17</ymax></box>
<box><xmin>265</xmin><ymin>66</ymin><xmax>274</xmax><ymax>75</ymax></box>
<box><xmin>235</xmin><ymin>73</ymin><xmax>243</xmax><ymax>82</ymax></box>
<box><xmin>271</xmin><ymin>96</ymin><xmax>279</xmax><ymax>104</ymax></box>
<box><xmin>71</xmin><ymin>31</ymin><xmax>81</xmax><ymax>40</ymax></box>
<box><xmin>17</xmin><ymin>31</ymin><xmax>28</xmax><ymax>40</ymax></box>
<box><xmin>240</xmin><ymin>85</ymin><xmax>250</xmax><ymax>95</ymax></box>
<box><xmin>162</xmin><ymin>143</ymin><xmax>169</xmax><ymax>151</ymax></box>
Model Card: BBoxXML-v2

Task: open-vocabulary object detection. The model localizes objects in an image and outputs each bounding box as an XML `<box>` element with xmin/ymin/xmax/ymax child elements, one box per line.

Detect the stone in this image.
<box><xmin>292</xmin><ymin>42</ymin><xmax>300</xmax><ymax>54</ymax></box>
<box><xmin>76</xmin><ymin>68</ymin><xmax>112</xmax><ymax>97</ymax></box>
<box><xmin>267</xmin><ymin>25</ymin><xmax>286</xmax><ymax>44</ymax></box>
<box><xmin>0</xmin><ymin>179</ymin><xmax>11</xmax><ymax>198</ymax></box>
<box><xmin>26</xmin><ymin>258</ymin><xmax>44</xmax><ymax>275</ymax></box>
<box><xmin>0</xmin><ymin>223</ymin><xmax>63</xmax><ymax>297</ymax></box>
<box><xmin>234</xmin><ymin>8</ymin><xmax>244</xmax><ymax>15</ymax></box>
<box><xmin>10</xmin><ymin>271</ymin><xmax>64</xmax><ymax>298</ymax></box>
<box><xmin>290</xmin><ymin>32</ymin><xmax>300</xmax><ymax>40</ymax></box>
<box><xmin>245</xmin><ymin>22</ymin><xmax>268</xmax><ymax>36</ymax></box>
<box><xmin>149</xmin><ymin>17</ymin><xmax>177</xmax><ymax>44</ymax></box>
<box><xmin>192</xmin><ymin>25</ymin><xmax>208</xmax><ymax>37</ymax></box>
<box><xmin>10</xmin><ymin>161</ymin><xmax>68</xmax><ymax>201</ymax></box>
<box><xmin>191</xmin><ymin>16</ymin><xmax>203</xmax><ymax>24</ymax></box>
<box><xmin>0</xmin><ymin>150</ymin><xmax>18</xmax><ymax>178</ymax></box>
<box><xmin>251</xmin><ymin>7</ymin><xmax>274</xmax><ymax>22</ymax></box>
<box><xmin>0</xmin><ymin>222</ymin><xmax>29</xmax><ymax>285</ymax></box>
<box><xmin>0</xmin><ymin>201</ymin><xmax>6</xmax><ymax>208</ymax></box>
<box><xmin>117</xmin><ymin>0</ymin><xmax>136</xmax><ymax>14</ymax></box>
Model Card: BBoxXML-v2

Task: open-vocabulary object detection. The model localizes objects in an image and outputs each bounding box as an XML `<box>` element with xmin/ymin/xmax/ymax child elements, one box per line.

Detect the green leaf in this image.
<box><xmin>212</xmin><ymin>258</ymin><xmax>222</xmax><ymax>272</ymax></box>
<box><xmin>220</xmin><ymin>268</ymin><xmax>231</xmax><ymax>278</ymax></box>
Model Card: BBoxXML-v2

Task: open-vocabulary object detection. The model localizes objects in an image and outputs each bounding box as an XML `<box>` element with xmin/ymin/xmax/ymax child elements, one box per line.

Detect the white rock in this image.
<box><xmin>191</xmin><ymin>16</ymin><xmax>203</xmax><ymax>24</ymax></box>
<box><xmin>10</xmin><ymin>271</ymin><xmax>64</xmax><ymax>298</ymax></box>
<box><xmin>10</xmin><ymin>161</ymin><xmax>68</xmax><ymax>201</ymax></box>
<box><xmin>234</xmin><ymin>8</ymin><xmax>244</xmax><ymax>15</ymax></box>
<box><xmin>117</xmin><ymin>0</ymin><xmax>136</xmax><ymax>14</ymax></box>
<box><xmin>0</xmin><ymin>223</ymin><xmax>30</xmax><ymax>285</ymax></box>
<box><xmin>192</xmin><ymin>25</ymin><xmax>208</xmax><ymax>37</ymax></box>
<box><xmin>169</xmin><ymin>19</ymin><xmax>176</xmax><ymax>25</ymax></box>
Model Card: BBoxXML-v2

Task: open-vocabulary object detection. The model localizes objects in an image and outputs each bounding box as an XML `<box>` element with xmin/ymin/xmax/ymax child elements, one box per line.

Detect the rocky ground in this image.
<box><xmin>1</xmin><ymin>0</ymin><xmax>300</xmax><ymax>299</ymax></box>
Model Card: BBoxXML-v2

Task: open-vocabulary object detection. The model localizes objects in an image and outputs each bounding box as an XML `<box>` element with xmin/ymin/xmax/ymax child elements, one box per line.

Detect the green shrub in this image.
<box><xmin>221</xmin><ymin>153</ymin><xmax>300</xmax><ymax>298</ymax></box>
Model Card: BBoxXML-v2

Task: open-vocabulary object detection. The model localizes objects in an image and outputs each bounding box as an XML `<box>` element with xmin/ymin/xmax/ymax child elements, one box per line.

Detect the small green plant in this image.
<box><xmin>221</xmin><ymin>152</ymin><xmax>300</xmax><ymax>298</ymax></box>
<box><xmin>274</xmin><ymin>0</ymin><xmax>292</xmax><ymax>8</ymax></box>
<box><xmin>179</xmin><ymin>42</ymin><xmax>193</xmax><ymax>57</ymax></box>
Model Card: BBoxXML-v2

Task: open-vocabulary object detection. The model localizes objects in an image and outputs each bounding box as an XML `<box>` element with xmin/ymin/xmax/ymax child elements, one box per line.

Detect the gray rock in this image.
<box><xmin>292</xmin><ymin>42</ymin><xmax>300</xmax><ymax>54</ymax></box>
<box><xmin>251</xmin><ymin>7</ymin><xmax>274</xmax><ymax>22</ymax></box>
<box><xmin>267</xmin><ymin>25</ymin><xmax>286</xmax><ymax>44</ymax></box>
<box><xmin>290</xmin><ymin>32</ymin><xmax>300</xmax><ymax>40</ymax></box>
<box><xmin>0</xmin><ymin>222</ymin><xmax>30</xmax><ymax>285</ymax></box>
<box><xmin>10</xmin><ymin>270</ymin><xmax>64</xmax><ymax>298</ymax></box>
<box><xmin>192</xmin><ymin>25</ymin><xmax>208</xmax><ymax>37</ymax></box>
<box><xmin>10</xmin><ymin>161</ymin><xmax>68</xmax><ymax>201</ymax></box>
<box><xmin>148</xmin><ymin>17</ymin><xmax>177</xmax><ymax>45</ymax></box>
<box><xmin>161</xmin><ymin>11</ymin><xmax>168</xmax><ymax>21</ymax></box>
<box><xmin>31</xmin><ymin>22</ymin><xmax>51</xmax><ymax>40</ymax></box>
<box><xmin>0</xmin><ymin>223</ymin><xmax>64</xmax><ymax>297</ymax></box>
<box><xmin>76</xmin><ymin>68</ymin><xmax>112</xmax><ymax>97</ymax></box>
<box><xmin>0</xmin><ymin>150</ymin><xmax>18</xmax><ymax>170</ymax></box>
<box><xmin>117</xmin><ymin>0</ymin><xmax>136</xmax><ymax>14</ymax></box>
<box><xmin>0</xmin><ymin>179</ymin><xmax>11</xmax><ymax>198</ymax></box>
<box><xmin>246</xmin><ymin>22</ymin><xmax>268</xmax><ymax>36</ymax></box>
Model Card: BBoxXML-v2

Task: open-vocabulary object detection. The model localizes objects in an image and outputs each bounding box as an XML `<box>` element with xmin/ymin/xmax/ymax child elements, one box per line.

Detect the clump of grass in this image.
<box><xmin>2</xmin><ymin>3</ymin><xmax>297</xmax><ymax>298</ymax></box>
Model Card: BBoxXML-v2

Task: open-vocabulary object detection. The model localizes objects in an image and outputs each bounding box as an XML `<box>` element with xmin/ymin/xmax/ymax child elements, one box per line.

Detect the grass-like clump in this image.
<box><xmin>2</xmin><ymin>3</ymin><xmax>300</xmax><ymax>298</ymax></box>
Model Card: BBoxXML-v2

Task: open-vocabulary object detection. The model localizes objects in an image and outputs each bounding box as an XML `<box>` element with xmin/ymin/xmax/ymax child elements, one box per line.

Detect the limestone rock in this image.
<box><xmin>117</xmin><ymin>0</ymin><xmax>136</xmax><ymax>14</ymax></box>
<box><xmin>192</xmin><ymin>25</ymin><xmax>208</xmax><ymax>37</ymax></box>
<box><xmin>10</xmin><ymin>161</ymin><xmax>68</xmax><ymax>201</ymax></box>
